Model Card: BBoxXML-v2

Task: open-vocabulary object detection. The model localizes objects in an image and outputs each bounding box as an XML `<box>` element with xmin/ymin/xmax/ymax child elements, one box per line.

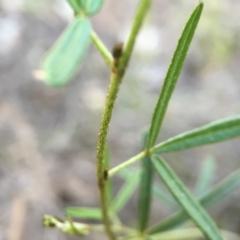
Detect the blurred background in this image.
<box><xmin>0</xmin><ymin>0</ymin><xmax>240</xmax><ymax>239</ymax></box>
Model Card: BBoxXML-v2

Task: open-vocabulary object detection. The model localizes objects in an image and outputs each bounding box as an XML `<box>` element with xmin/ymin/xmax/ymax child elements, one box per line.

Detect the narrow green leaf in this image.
<box><xmin>148</xmin><ymin>168</ymin><xmax>240</xmax><ymax>233</ymax></box>
<box><xmin>67</xmin><ymin>0</ymin><xmax>82</xmax><ymax>13</ymax></box>
<box><xmin>138</xmin><ymin>154</ymin><xmax>153</xmax><ymax>232</ymax></box>
<box><xmin>146</xmin><ymin>3</ymin><xmax>203</xmax><ymax>149</ymax></box>
<box><xmin>138</xmin><ymin>130</ymin><xmax>154</xmax><ymax>231</ymax></box>
<box><xmin>66</xmin><ymin>207</ymin><xmax>101</xmax><ymax>219</ymax></box>
<box><xmin>42</xmin><ymin>16</ymin><xmax>91</xmax><ymax>87</ymax></box>
<box><xmin>79</xmin><ymin>0</ymin><xmax>104</xmax><ymax>16</ymax></box>
<box><xmin>153</xmin><ymin>116</ymin><xmax>240</xmax><ymax>154</ymax></box>
<box><xmin>195</xmin><ymin>156</ymin><xmax>215</xmax><ymax>196</ymax></box>
<box><xmin>111</xmin><ymin>170</ymin><xmax>140</xmax><ymax>212</ymax></box>
<box><xmin>151</xmin><ymin>155</ymin><xmax>223</xmax><ymax>240</ymax></box>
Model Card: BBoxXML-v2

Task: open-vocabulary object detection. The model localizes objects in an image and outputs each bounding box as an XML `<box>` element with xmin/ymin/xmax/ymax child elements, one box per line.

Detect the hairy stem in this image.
<box><xmin>97</xmin><ymin>74</ymin><xmax>121</xmax><ymax>240</ymax></box>
<box><xmin>96</xmin><ymin>0</ymin><xmax>152</xmax><ymax>239</ymax></box>
<box><xmin>118</xmin><ymin>0</ymin><xmax>152</xmax><ymax>77</ymax></box>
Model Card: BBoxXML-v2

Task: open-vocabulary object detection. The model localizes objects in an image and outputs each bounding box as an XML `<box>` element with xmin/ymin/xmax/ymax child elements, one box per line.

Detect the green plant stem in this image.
<box><xmin>118</xmin><ymin>0</ymin><xmax>152</xmax><ymax>77</ymax></box>
<box><xmin>91</xmin><ymin>31</ymin><xmax>114</xmax><ymax>68</ymax></box>
<box><xmin>97</xmin><ymin>73</ymin><xmax>121</xmax><ymax>240</ymax></box>
<box><xmin>96</xmin><ymin>0</ymin><xmax>152</xmax><ymax>238</ymax></box>
<box><xmin>108</xmin><ymin>152</ymin><xmax>145</xmax><ymax>178</ymax></box>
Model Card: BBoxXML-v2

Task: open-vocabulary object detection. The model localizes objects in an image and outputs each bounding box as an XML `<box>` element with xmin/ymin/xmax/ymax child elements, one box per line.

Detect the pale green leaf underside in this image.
<box><xmin>151</xmin><ymin>155</ymin><xmax>223</xmax><ymax>240</ymax></box>
<box><xmin>146</xmin><ymin>3</ymin><xmax>203</xmax><ymax>149</ymax></box>
<box><xmin>42</xmin><ymin>16</ymin><xmax>91</xmax><ymax>87</ymax></box>
<box><xmin>153</xmin><ymin>116</ymin><xmax>240</xmax><ymax>154</ymax></box>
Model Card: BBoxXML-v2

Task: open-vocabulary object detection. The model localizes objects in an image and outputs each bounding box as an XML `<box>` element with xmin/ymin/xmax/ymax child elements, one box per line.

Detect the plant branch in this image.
<box><xmin>108</xmin><ymin>152</ymin><xmax>145</xmax><ymax>177</ymax></box>
<box><xmin>91</xmin><ymin>30</ymin><xmax>114</xmax><ymax>68</ymax></box>
<box><xmin>96</xmin><ymin>0</ymin><xmax>152</xmax><ymax>239</ymax></box>
<box><xmin>97</xmin><ymin>73</ymin><xmax>121</xmax><ymax>240</ymax></box>
<box><xmin>118</xmin><ymin>0</ymin><xmax>152</xmax><ymax>77</ymax></box>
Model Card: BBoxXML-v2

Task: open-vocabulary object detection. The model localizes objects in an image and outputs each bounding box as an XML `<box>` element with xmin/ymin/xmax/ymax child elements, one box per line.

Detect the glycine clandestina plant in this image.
<box><xmin>41</xmin><ymin>1</ymin><xmax>240</xmax><ymax>240</ymax></box>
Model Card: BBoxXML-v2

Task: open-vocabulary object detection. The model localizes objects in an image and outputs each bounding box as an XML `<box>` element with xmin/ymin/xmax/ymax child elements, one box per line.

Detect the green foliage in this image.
<box><xmin>151</xmin><ymin>156</ymin><xmax>223</xmax><ymax>240</ymax></box>
<box><xmin>41</xmin><ymin>1</ymin><xmax>240</xmax><ymax>240</ymax></box>
<box><xmin>148</xmin><ymin>168</ymin><xmax>240</xmax><ymax>233</ymax></box>
<box><xmin>146</xmin><ymin>3</ymin><xmax>203</xmax><ymax>149</ymax></box>
<box><xmin>42</xmin><ymin>16</ymin><xmax>91</xmax><ymax>86</ymax></box>
<box><xmin>153</xmin><ymin>116</ymin><xmax>240</xmax><ymax>154</ymax></box>
<box><xmin>138</xmin><ymin>130</ymin><xmax>154</xmax><ymax>231</ymax></box>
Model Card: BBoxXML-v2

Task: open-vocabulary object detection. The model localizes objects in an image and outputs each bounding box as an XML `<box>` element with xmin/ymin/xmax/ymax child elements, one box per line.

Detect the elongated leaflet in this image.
<box><xmin>109</xmin><ymin>116</ymin><xmax>240</xmax><ymax>177</ymax></box>
<box><xmin>153</xmin><ymin>115</ymin><xmax>240</xmax><ymax>154</ymax></box>
<box><xmin>151</xmin><ymin>155</ymin><xmax>223</xmax><ymax>240</ymax></box>
<box><xmin>138</xmin><ymin>130</ymin><xmax>154</xmax><ymax>231</ymax></box>
<box><xmin>42</xmin><ymin>16</ymin><xmax>91</xmax><ymax>87</ymax></box>
<box><xmin>146</xmin><ymin>3</ymin><xmax>203</xmax><ymax>149</ymax></box>
<box><xmin>148</xmin><ymin>168</ymin><xmax>240</xmax><ymax>233</ymax></box>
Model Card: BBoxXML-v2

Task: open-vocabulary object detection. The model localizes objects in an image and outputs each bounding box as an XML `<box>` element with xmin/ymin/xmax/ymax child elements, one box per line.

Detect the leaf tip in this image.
<box><xmin>198</xmin><ymin>0</ymin><xmax>204</xmax><ymax>8</ymax></box>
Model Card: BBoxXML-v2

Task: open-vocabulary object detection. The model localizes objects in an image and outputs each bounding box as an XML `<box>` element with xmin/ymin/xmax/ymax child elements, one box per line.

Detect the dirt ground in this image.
<box><xmin>0</xmin><ymin>0</ymin><xmax>240</xmax><ymax>240</ymax></box>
